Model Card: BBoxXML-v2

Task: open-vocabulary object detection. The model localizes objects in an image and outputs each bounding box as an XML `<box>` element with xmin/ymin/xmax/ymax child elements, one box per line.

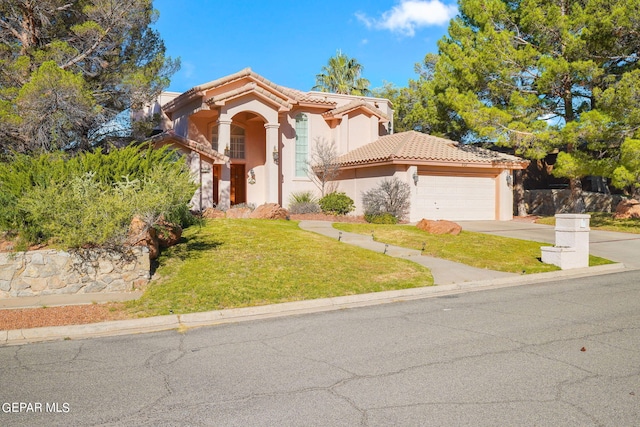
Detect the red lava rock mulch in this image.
<box><xmin>0</xmin><ymin>304</ymin><xmax>130</xmax><ymax>331</ymax></box>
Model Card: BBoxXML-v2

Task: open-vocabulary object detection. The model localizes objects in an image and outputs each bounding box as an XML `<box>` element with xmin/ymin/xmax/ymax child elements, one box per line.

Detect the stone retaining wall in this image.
<box><xmin>0</xmin><ymin>247</ymin><xmax>150</xmax><ymax>298</ymax></box>
<box><xmin>525</xmin><ymin>190</ymin><xmax>625</xmax><ymax>216</ymax></box>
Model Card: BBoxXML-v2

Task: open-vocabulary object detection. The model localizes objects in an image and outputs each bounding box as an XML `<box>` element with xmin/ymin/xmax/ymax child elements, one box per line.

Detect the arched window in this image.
<box><xmin>295</xmin><ymin>114</ymin><xmax>308</xmax><ymax>177</ymax></box>
<box><xmin>210</xmin><ymin>124</ymin><xmax>245</xmax><ymax>159</ymax></box>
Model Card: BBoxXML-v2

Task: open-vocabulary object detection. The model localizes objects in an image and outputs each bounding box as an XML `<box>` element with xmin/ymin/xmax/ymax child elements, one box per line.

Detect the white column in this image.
<box><xmin>265</xmin><ymin>123</ymin><xmax>280</xmax><ymax>204</ymax></box>
<box><xmin>217</xmin><ymin>117</ymin><xmax>232</xmax><ymax>210</ymax></box>
<box><xmin>217</xmin><ymin>117</ymin><xmax>231</xmax><ymax>155</ymax></box>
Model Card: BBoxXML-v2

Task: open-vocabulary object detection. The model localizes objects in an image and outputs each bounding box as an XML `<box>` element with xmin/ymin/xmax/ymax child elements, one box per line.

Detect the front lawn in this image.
<box><xmin>536</xmin><ymin>212</ymin><xmax>640</xmax><ymax>234</ymax></box>
<box><xmin>126</xmin><ymin>219</ymin><xmax>433</xmax><ymax>317</ymax></box>
<box><xmin>333</xmin><ymin>223</ymin><xmax>613</xmax><ymax>274</ymax></box>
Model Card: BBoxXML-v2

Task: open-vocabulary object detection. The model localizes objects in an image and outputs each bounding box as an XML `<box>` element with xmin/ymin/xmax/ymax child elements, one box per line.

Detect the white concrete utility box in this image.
<box><xmin>541</xmin><ymin>214</ymin><xmax>591</xmax><ymax>270</ymax></box>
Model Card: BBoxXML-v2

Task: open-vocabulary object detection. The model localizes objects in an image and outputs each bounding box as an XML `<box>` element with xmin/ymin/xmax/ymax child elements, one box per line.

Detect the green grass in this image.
<box><xmin>536</xmin><ymin>212</ymin><xmax>640</xmax><ymax>234</ymax></box>
<box><xmin>126</xmin><ymin>219</ymin><xmax>433</xmax><ymax>317</ymax></box>
<box><xmin>333</xmin><ymin>223</ymin><xmax>612</xmax><ymax>274</ymax></box>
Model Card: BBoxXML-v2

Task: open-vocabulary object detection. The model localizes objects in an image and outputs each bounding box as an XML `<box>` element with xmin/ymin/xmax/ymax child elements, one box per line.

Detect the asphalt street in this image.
<box><xmin>1</xmin><ymin>269</ymin><xmax>639</xmax><ymax>426</ymax></box>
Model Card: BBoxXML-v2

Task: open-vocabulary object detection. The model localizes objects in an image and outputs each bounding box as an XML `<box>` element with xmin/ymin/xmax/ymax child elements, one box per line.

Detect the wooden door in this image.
<box><xmin>230</xmin><ymin>164</ymin><xmax>246</xmax><ymax>205</ymax></box>
<box><xmin>212</xmin><ymin>165</ymin><xmax>219</xmax><ymax>205</ymax></box>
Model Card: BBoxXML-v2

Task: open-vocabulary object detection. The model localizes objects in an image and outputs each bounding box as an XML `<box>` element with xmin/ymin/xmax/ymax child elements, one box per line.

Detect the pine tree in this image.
<box><xmin>0</xmin><ymin>0</ymin><xmax>179</xmax><ymax>153</ymax></box>
<box><xmin>429</xmin><ymin>0</ymin><xmax>640</xmax><ymax>212</ymax></box>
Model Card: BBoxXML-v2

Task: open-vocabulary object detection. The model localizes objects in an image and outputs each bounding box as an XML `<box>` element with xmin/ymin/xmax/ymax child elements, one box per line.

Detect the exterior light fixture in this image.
<box><xmin>224</xmin><ymin>145</ymin><xmax>230</xmax><ymax>157</ymax></box>
<box><xmin>272</xmin><ymin>146</ymin><xmax>279</xmax><ymax>165</ymax></box>
<box><xmin>506</xmin><ymin>174</ymin><xmax>513</xmax><ymax>188</ymax></box>
<box><xmin>248</xmin><ymin>168</ymin><xmax>256</xmax><ymax>185</ymax></box>
<box><xmin>413</xmin><ymin>171</ymin><xmax>419</xmax><ymax>186</ymax></box>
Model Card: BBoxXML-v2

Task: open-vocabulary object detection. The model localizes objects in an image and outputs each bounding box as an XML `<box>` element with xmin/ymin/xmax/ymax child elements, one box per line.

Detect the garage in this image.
<box><xmin>335</xmin><ymin>131</ymin><xmax>529</xmax><ymax>222</ymax></box>
<box><xmin>415</xmin><ymin>172</ymin><xmax>497</xmax><ymax>221</ymax></box>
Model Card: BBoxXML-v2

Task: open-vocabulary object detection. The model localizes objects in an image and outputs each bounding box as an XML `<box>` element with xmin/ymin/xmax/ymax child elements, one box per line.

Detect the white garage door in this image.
<box><xmin>415</xmin><ymin>174</ymin><xmax>496</xmax><ymax>221</ymax></box>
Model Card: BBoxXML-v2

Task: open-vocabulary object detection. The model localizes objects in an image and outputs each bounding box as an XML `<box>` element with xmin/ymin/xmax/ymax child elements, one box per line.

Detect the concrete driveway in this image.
<box><xmin>458</xmin><ymin>220</ymin><xmax>640</xmax><ymax>269</ymax></box>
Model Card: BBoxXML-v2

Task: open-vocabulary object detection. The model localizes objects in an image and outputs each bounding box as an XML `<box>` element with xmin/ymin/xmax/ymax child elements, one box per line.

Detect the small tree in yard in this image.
<box><xmin>362</xmin><ymin>178</ymin><xmax>411</xmax><ymax>222</ymax></box>
<box><xmin>306</xmin><ymin>138</ymin><xmax>341</xmax><ymax>196</ymax></box>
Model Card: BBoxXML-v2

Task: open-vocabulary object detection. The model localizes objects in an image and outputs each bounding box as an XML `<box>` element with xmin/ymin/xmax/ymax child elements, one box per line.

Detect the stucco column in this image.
<box><xmin>265</xmin><ymin>123</ymin><xmax>280</xmax><ymax>204</ymax></box>
<box><xmin>217</xmin><ymin>117</ymin><xmax>232</xmax><ymax>155</ymax></box>
<box><xmin>217</xmin><ymin>117</ymin><xmax>232</xmax><ymax>210</ymax></box>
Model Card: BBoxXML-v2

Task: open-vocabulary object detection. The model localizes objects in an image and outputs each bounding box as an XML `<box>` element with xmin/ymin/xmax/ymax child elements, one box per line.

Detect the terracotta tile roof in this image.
<box><xmin>205</xmin><ymin>82</ymin><xmax>292</xmax><ymax>110</ymax></box>
<box><xmin>336</xmin><ymin>131</ymin><xmax>528</xmax><ymax>168</ymax></box>
<box><xmin>163</xmin><ymin>68</ymin><xmax>337</xmax><ymax>113</ymax></box>
<box><xmin>323</xmin><ymin>99</ymin><xmax>390</xmax><ymax>122</ymax></box>
<box><xmin>150</xmin><ymin>130</ymin><xmax>228</xmax><ymax>164</ymax></box>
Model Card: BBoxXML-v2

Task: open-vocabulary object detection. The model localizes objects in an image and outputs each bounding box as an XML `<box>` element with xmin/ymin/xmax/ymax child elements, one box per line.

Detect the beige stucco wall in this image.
<box><xmin>149</xmin><ymin>86</ymin><xmax>393</xmax><ymax>211</ymax></box>
<box><xmin>335</xmin><ymin>165</ymin><xmax>401</xmax><ymax>216</ymax></box>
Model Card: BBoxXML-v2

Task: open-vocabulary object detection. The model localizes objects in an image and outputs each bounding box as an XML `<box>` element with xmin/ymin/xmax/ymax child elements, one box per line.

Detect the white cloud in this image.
<box><xmin>357</xmin><ymin>0</ymin><xmax>457</xmax><ymax>37</ymax></box>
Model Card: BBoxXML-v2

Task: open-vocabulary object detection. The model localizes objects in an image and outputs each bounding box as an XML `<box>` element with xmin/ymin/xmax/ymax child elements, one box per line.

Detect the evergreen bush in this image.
<box><xmin>0</xmin><ymin>144</ymin><xmax>196</xmax><ymax>249</ymax></box>
<box><xmin>364</xmin><ymin>213</ymin><xmax>399</xmax><ymax>224</ymax></box>
<box><xmin>319</xmin><ymin>192</ymin><xmax>354</xmax><ymax>215</ymax></box>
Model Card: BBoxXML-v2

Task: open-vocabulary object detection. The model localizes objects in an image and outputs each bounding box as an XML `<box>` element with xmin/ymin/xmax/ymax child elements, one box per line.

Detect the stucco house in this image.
<box><xmin>144</xmin><ymin>68</ymin><xmax>528</xmax><ymax>222</ymax></box>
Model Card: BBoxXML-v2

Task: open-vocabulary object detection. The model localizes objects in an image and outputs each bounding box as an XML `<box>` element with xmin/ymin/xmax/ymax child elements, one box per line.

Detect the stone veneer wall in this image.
<box><xmin>525</xmin><ymin>190</ymin><xmax>625</xmax><ymax>216</ymax></box>
<box><xmin>0</xmin><ymin>247</ymin><xmax>150</xmax><ymax>298</ymax></box>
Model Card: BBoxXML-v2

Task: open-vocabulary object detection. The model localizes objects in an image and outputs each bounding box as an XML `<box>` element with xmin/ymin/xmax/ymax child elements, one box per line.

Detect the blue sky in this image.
<box><xmin>152</xmin><ymin>0</ymin><xmax>458</xmax><ymax>93</ymax></box>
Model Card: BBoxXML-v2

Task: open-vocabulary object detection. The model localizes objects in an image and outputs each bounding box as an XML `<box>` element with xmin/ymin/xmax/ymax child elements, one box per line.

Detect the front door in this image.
<box><xmin>230</xmin><ymin>164</ymin><xmax>246</xmax><ymax>205</ymax></box>
<box><xmin>212</xmin><ymin>165</ymin><xmax>219</xmax><ymax>206</ymax></box>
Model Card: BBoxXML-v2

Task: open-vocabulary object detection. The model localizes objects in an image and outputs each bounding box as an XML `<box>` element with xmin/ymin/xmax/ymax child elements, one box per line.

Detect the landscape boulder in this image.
<box><xmin>225</xmin><ymin>207</ymin><xmax>252</xmax><ymax>218</ymax></box>
<box><xmin>249</xmin><ymin>203</ymin><xmax>289</xmax><ymax>220</ymax></box>
<box><xmin>126</xmin><ymin>216</ymin><xmax>159</xmax><ymax>259</ymax></box>
<box><xmin>155</xmin><ymin>220</ymin><xmax>182</xmax><ymax>249</ymax></box>
<box><xmin>416</xmin><ymin>219</ymin><xmax>462</xmax><ymax>235</ymax></box>
<box><xmin>202</xmin><ymin>208</ymin><xmax>225</xmax><ymax>219</ymax></box>
<box><xmin>613</xmin><ymin>199</ymin><xmax>640</xmax><ymax>219</ymax></box>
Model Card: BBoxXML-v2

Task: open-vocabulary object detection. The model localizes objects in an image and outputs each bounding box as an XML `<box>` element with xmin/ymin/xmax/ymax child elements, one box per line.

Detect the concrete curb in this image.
<box><xmin>1</xmin><ymin>263</ymin><xmax>627</xmax><ymax>346</ymax></box>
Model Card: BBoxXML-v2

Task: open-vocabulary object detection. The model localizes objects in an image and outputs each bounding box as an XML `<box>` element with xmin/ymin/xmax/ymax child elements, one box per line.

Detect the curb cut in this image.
<box><xmin>1</xmin><ymin>263</ymin><xmax>627</xmax><ymax>346</ymax></box>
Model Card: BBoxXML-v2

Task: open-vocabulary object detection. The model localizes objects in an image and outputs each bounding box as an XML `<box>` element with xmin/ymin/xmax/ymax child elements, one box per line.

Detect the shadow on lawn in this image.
<box><xmin>169</xmin><ymin>237</ymin><xmax>223</xmax><ymax>261</ymax></box>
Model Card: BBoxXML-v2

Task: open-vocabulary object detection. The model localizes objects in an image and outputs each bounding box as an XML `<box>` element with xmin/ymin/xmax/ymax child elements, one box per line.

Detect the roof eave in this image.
<box><xmin>337</xmin><ymin>158</ymin><xmax>529</xmax><ymax>170</ymax></box>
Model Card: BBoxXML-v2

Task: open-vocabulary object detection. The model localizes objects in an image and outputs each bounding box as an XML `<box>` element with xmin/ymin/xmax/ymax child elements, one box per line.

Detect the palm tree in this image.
<box><xmin>313</xmin><ymin>50</ymin><xmax>371</xmax><ymax>96</ymax></box>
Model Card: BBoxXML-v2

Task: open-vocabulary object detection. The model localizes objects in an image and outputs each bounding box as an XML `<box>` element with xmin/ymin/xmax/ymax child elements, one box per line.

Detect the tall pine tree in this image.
<box><xmin>429</xmin><ymin>0</ymin><xmax>640</xmax><ymax>212</ymax></box>
<box><xmin>0</xmin><ymin>0</ymin><xmax>179</xmax><ymax>153</ymax></box>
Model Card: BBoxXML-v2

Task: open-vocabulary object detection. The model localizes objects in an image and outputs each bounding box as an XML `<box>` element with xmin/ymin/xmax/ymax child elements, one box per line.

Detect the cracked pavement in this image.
<box><xmin>1</xmin><ymin>270</ymin><xmax>639</xmax><ymax>426</ymax></box>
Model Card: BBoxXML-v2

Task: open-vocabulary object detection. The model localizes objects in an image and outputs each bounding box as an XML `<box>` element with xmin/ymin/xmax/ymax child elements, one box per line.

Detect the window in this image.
<box><xmin>210</xmin><ymin>125</ymin><xmax>219</xmax><ymax>151</ymax></box>
<box><xmin>230</xmin><ymin>125</ymin><xmax>245</xmax><ymax>159</ymax></box>
<box><xmin>211</xmin><ymin>123</ymin><xmax>245</xmax><ymax>159</ymax></box>
<box><xmin>295</xmin><ymin>114</ymin><xmax>308</xmax><ymax>177</ymax></box>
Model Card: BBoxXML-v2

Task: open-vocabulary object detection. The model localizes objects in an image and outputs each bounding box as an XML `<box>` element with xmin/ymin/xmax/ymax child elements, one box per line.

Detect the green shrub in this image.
<box><xmin>289</xmin><ymin>191</ymin><xmax>317</xmax><ymax>204</ymax></box>
<box><xmin>365</xmin><ymin>213</ymin><xmax>398</xmax><ymax>224</ymax></box>
<box><xmin>319</xmin><ymin>192</ymin><xmax>354</xmax><ymax>215</ymax></box>
<box><xmin>289</xmin><ymin>191</ymin><xmax>320</xmax><ymax>214</ymax></box>
<box><xmin>0</xmin><ymin>144</ymin><xmax>197</xmax><ymax>249</ymax></box>
<box><xmin>289</xmin><ymin>201</ymin><xmax>321</xmax><ymax>214</ymax></box>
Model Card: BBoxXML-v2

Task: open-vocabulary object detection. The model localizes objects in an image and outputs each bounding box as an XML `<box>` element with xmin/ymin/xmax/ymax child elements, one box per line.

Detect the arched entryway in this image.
<box><xmin>212</xmin><ymin>107</ymin><xmax>279</xmax><ymax>209</ymax></box>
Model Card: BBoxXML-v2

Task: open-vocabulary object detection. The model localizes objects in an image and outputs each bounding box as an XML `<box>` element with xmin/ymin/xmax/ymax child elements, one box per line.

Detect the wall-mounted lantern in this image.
<box><xmin>248</xmin><ymin>168</ymin><xmax>256</xmax><ymax>185</ymax></box>
<box><xmin>413</xmin><ymin>170</ymin><xmax>419</xmax><ymax>186</ymax></box>
<box><xmin>506</xmin><ymin>173</ymin><xmax>513</xmax><ymax>188</ymax></box>
<box><xmin>272</xmin><ymin>146</ymin><xmax>279</xmax><ymax>165</ymax></box>
<box><xmin>224</xmin><ymin>145</ymin><xmax>230</xmax><ymax>157</ymax></box>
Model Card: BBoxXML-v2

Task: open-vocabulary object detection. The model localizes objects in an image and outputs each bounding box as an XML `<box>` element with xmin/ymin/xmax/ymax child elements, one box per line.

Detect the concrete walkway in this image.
<box><xmin>298</xmin><ymin>220</ymin><xmax>517</xmax><ymax>285</ymax></box>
